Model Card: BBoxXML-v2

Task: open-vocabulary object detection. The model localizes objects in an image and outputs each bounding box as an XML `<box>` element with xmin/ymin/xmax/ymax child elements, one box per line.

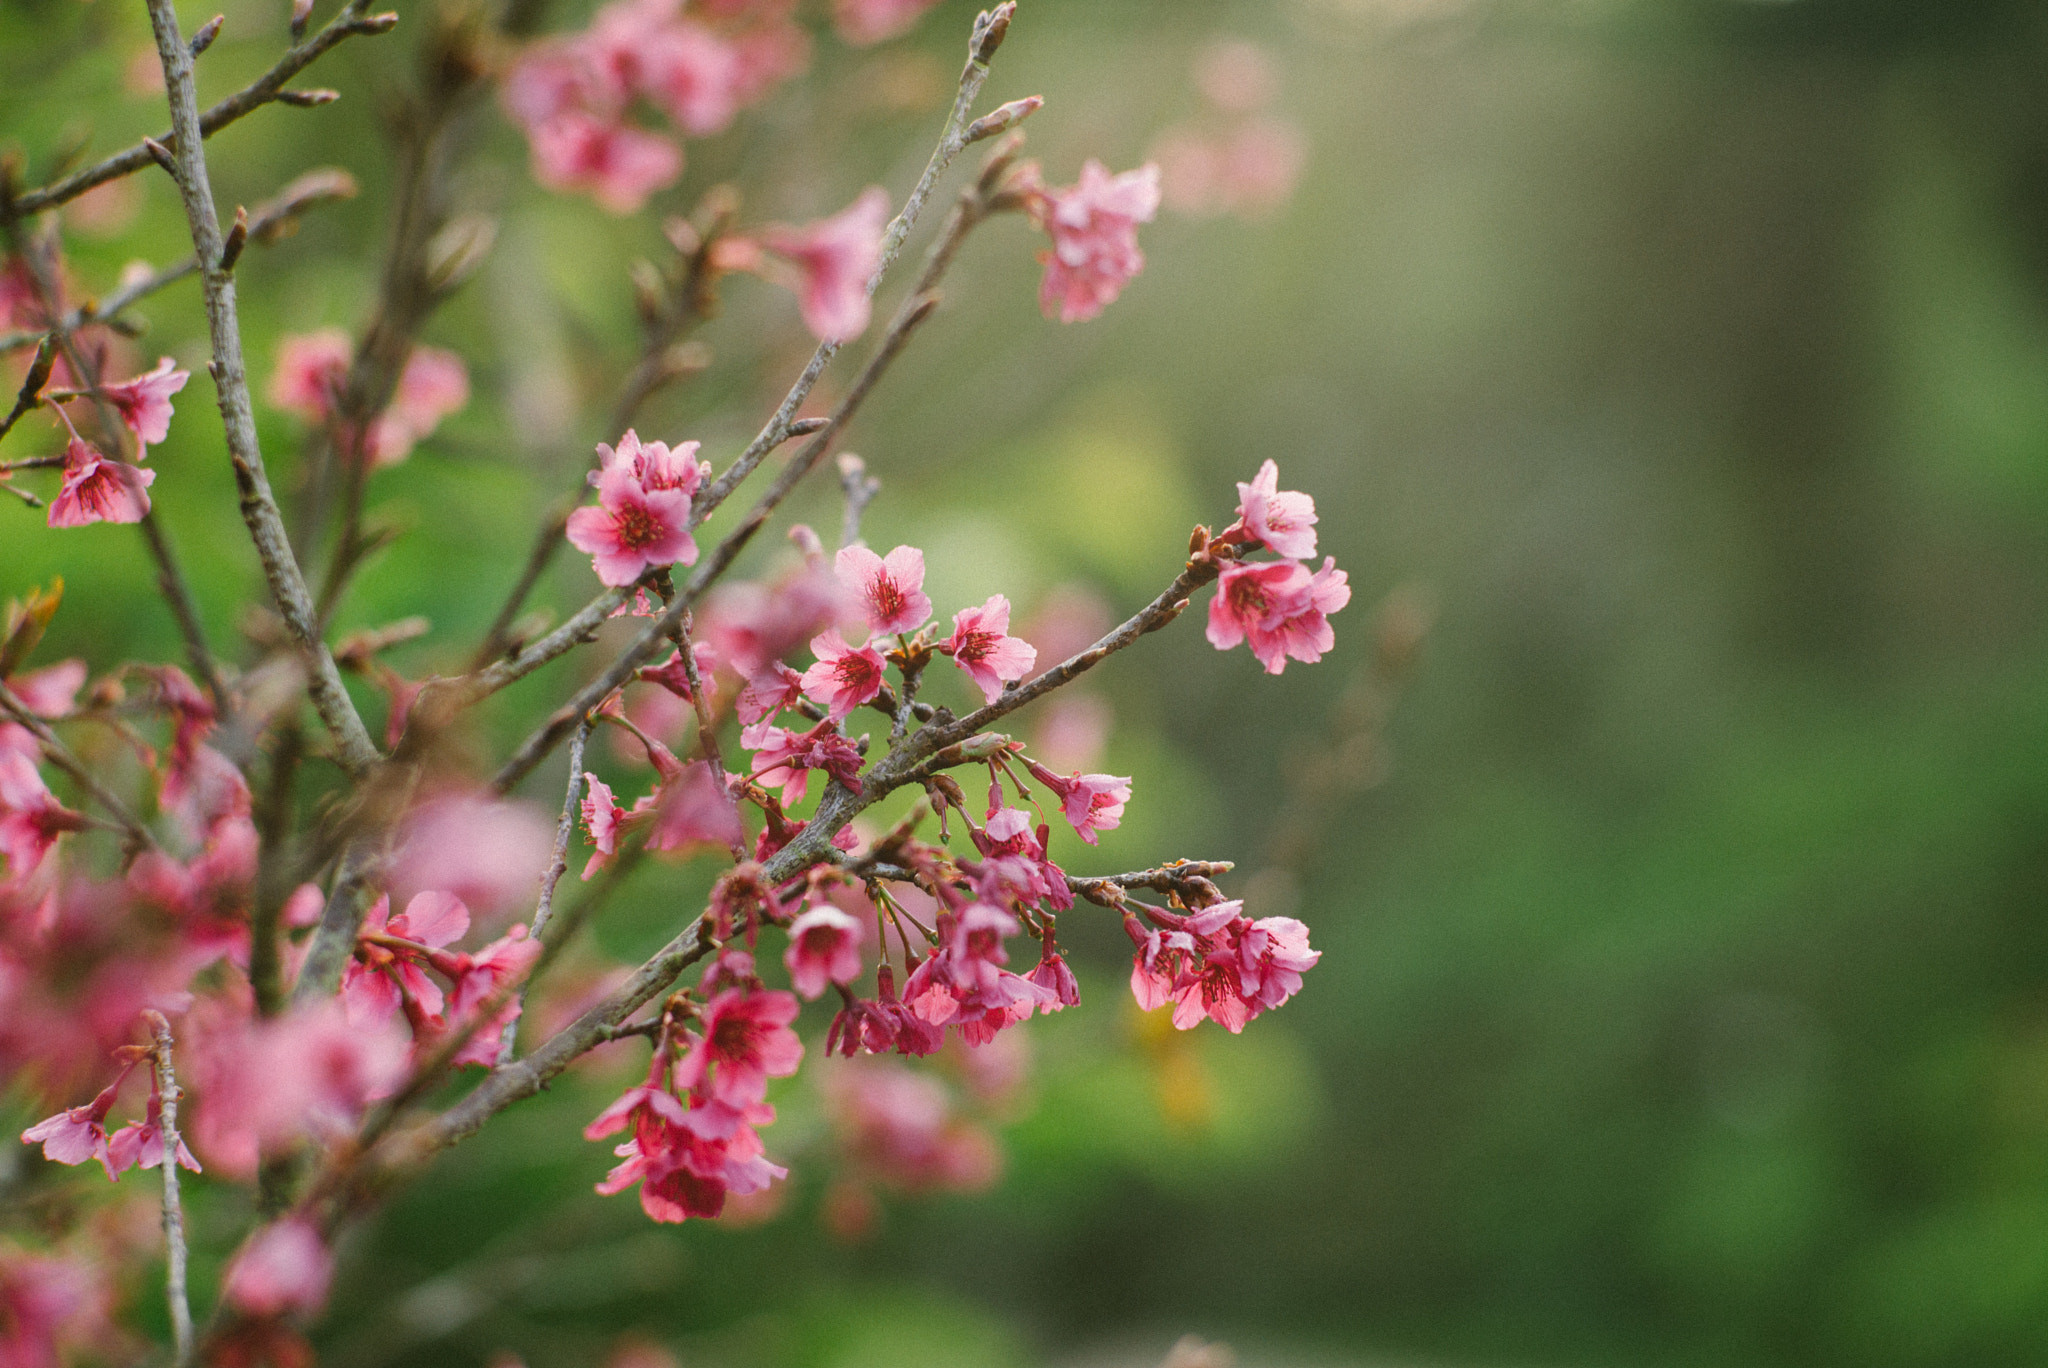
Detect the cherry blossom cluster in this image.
<box><xmin>500</xmin><ymin>0</ymin><xmax>943</xmax><ymax>215</ymax></box>
<box><xmin>0</xmin><ymin>2</ymin><xmax>1342</xmax><ymax>1359</ymax></box>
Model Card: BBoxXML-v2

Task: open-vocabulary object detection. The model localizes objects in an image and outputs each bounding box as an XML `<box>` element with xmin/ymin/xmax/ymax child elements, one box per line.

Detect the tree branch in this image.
<box><xmin>141</xmin><ymin>1010</ymin><xmax>194</xmax><ymax>1368</ymax></box>
<box><xmin>143</xmin><ymin>0</ymin><xmax>382</xmax><ymax>779</ymax></box>
<box><xmin>14</xmin><ymin>1</ymin><xmax>394</xmax><ymax>217</ymax></box>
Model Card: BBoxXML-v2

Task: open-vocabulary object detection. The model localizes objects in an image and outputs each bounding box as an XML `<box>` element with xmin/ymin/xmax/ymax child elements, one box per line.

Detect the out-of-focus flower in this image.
<box><xmin>755</xmin><ymin>187</ymin><xmax>889</xmax><ymax>342</ymax></box>
<box><xmin>1025</xmin><ymin>160</ymin><xmax>1160</xmax><ymax>323</ymax></box>
<box><xmin>222</xmin><ymin>1218</ymin><xmax>334</xmax><ymax>1318</ymax></box>
<box><xmin>831</xmin><ymin>0</ymin><xmax>943</xmax><ymax>46</ymax></box>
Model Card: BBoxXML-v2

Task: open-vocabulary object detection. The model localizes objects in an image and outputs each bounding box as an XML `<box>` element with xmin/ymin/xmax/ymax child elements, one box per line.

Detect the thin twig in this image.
<box><xmin>141</xmin><ymin>1010</ymin><xmax>194</xmax><ymax>1368</ymax></box>
<box><xmin>14</xmin><ymin>1</ymin><xmax>392</xmax><ymax>216</ymax></box>
<box><xmin>530</xmin><ymin>715</ymin><xmax>592</xmax><ymax>944</ymax></box>
<box><xmin>143</xmin><ymin>0</ymin><xmax>381</xmax><ymax>778</ymax></box>
<box><xmin>836</xmin><ymin>452</ymin><xmax>881</xmax><ymax>550</ymax></box>
<box><xmin>0</xmin><ymin>336</ymin><xmax>55</xmax><ymax>440</ymax></box>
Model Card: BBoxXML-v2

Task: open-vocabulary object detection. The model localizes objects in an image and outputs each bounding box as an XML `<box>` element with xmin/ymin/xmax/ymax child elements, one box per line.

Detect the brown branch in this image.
<box><xmin>14</xmin><ymin>1</ymin><xmax>394</xmax><ymax>217</ymax></box>
<box><xmin>143</xmin><ymin>0</ymin><xmax>381</xmax><ymax>779</ymax></box>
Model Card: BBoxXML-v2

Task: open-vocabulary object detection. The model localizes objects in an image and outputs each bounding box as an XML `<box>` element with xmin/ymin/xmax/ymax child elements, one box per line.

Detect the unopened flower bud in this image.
<box><xmin>973</xmin><ymin>2</ymin><xmax>1015</xmax><ymax>63</ymax></box>
<box><xmin>275</xmin><ymin>87</ymin><xmax>340</xmax><ymax>107</ymax></box>
<box><xmin>189</xmin><ymin>14</ymin><xmax>225</xmax><ymax>56</ymax></box>
<box><xmin>964</xmin><ymin>96</ymin><xmax>1043</xmax><ymax>146</ymax></box>
<box><xmin>424</xmin><ymin>214</ymin><xmax>496</xmax><ymax>295</ymax></box>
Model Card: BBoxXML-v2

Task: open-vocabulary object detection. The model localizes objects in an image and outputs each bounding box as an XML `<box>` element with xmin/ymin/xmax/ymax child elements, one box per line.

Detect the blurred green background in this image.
<box><xmin>9</xmin><ymin>0</ymin><xmax>2048</xmax><ymax>1364</ymax></box>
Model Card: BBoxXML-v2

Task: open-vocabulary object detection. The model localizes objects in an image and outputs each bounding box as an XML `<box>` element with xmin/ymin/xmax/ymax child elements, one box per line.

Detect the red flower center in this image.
<box><xmin>613</xmin><ymin>500</ymin><xmax>666</xmax><ymax>550</ymax></box>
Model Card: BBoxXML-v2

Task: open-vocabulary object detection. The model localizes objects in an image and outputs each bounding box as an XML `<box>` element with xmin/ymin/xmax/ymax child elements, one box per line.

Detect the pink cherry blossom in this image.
<box><xmin>364</xmin><ymin>345</ymin><xmax>470</xmax><ymax>466</ymax></box>
<box><xmin>1028</xmin><ymin>159</ymin><xmax>1160</xmax><ymax>323</ymax></box>
<box><xmin>444</xmin><ymin>924</ymin><xmax>544</xmax><ymax>1066</ymax></box>
<box><xmin>901</xmin><ymin>902</ymin><xmax>1055</xmax><ymax>1044</ymax></box>
<box><xmin>938</xmin><ymin>594</ymin><xmax>1036</xmax><ymax>704</ymax></box>
<box><xmin>639</xmin><ymin>20</ymin><xmax>744</xmax><ymax>135</ymax></box>
<box><xmin>20</xmin><ymin>1077</ymin><xmax>125</xmax><ymax>1179</ymax></box>
<box><xmin>566</xmin><ymin>460</ymin><xmax>698</xmax><ymax>586</ymax></box>
<box><xmin>10</xmin><ymin>659</ymin><xmax>87</xmax><ymax>718</ymax></box>
<box><xmin>529</xmin><ymin>112</ymin><xmax>683</xmax><ymax>215</ymax></box>
<box><xmin>1027</xmin><ymin>940</ymin><xmax>1080</xmax><ymax>1010</ymax></box>
<box><xmin>1206</xmin><ymin>556</ymin><xmax>1349</xmax><ymax>674</ymax></box>
<box><xmin>1123</xmin><ymin>901</ymin><xmax>1320</xmax><ymax>1033</ymax></box>
<box><xmin>1021</xmin><ymin>759</ymin><xmax>1131</xmax><ymax>845</ymax></box>
<box><xmin>784</xmin><ymin>905</ymin><xmax>862</xmax><ymax>999</ymax></box>
<box><xmin>223</xmin><ymin>1217</ymin><xmax>333</xmax><ymax>1318</ymax></box>
<box><xmin>671</xmin><ymin>986</ymin><xmax>803</xmax><ymax>1106</ymax></box>
<box><xmin>968</xmin><ymin>806</ymin><xmax>1070</xmax><ymax>912</ymax></box>
<box><xmin>1230</xmin><ymin>459</ymin><xmax>1318</xmax><ymax>559</ymax></box>
<box><xmin>799</xmin><ymin>629</ymin><xmax>887</xmax><ymax>720</ymax></box>
<box><xmin>268</xmin><ymin>328</ymin><xmax>352</xmax><ymax>419</ymax></box>
<box><xmin>703</xmin><ymin>558</ymin><xmax>854</xmax><ymax>675</ymax></box>
<box><xmin>0</xmin><ymin>748</ymin><xmax>85</xmax><ymax>878</ymax></box>
<box><xmin>737</xmin><ymin>660</ymin><xmax>804</xmax><ymax>724</ymax></box>
<box><xmin>834</xmin><ymin>543</ymin><xmax>930</xmax><ymax>636</ymax></box>
<box><xmin>830</xmin><ymin>0</ymin><xmax>943</xmax><ymax>47</ymax></box>
<box><xmin>99</xmin><ymin>357</ymin><xmax>188</xmax><ymax>451</ymax></box>
<box><xmin>642</xmin><ymin>759</ymin><xmax>744</xmax><ymax>854</ymax></box>
<box><xmin>47</xmin><ymin>438</ymin><xmax>155</xmax><ymax>528</ymax></box>
<box><xmin>599</xmin><ymin>429</ymin><xmax>708</xmax><ymax>495</ymax></box>
<box><xmin>745</xmin><ymin>718</ymin><xmax>864</xmax><ymax>806</ymax></box>
<box><xmin>581</xmin><ymin>773</ymin><xmax>625</xmax><ymax>879</ymax></box>
<box><xmin>758</xmin><ymin>187</ymin><xmax>889</xmax><ymax>342</ymax></box>
<box><xmin>104</xmin><ymin>1089</ymin><xmax>202</xmax><ymax>1176</ymax></box>
<box><xmin>0</xmin><ymin>1248</ymin><xmax>112</xmax><ymax>1368</ymax></box>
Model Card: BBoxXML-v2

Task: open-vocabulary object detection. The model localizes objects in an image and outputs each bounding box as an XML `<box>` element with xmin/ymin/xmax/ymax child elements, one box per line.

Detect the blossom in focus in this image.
<box><xmin>222</xmin><ymin>1218</ymin><xmax>334</xmax><ymax>1318</ymax></box>
<box><xmin>47</xmin><ymin>439</ymin><xmax>155</xmax><ymax>528</ymax></box>
<box><xmin>99</xmin><ymin>357</ymin><xmax>188</xmax><ymax>452</ymax></box>
<box><xmin>598</xmin><ymin>429</ymin><xmax>708</xmax><ymax>496</ymax></box>
<box><xmin>566</xmin><ymin>459</ymin><xmax>698</xmax><ymax>586</ymax></box>
<box><xmin>757</xmin><ymin>186</ymin><xmax>889</xmax><ymax>342</ymax></box>
<box><xmin>831</xmin><ymin>0</ymin><xmax>943</xmax><ymax>46</ymax></box>
<box><xmin>104</xmin><ymin>1090</ymin><xmax>201</xmax><ymax>1176</ymax></box>
<box><xmin>1126</xmin><ymin>901</ymin><xmax>1320</xmax><ymax>1033</ymax></box>
<box><xmin>938</xmin><ymin>595</ymin><xmax>1036</xmax><ymax>704</ymax></box>
<box><xmin>20</xmin><ymin>1077</ymin><xmax>124</xmax><ymax>1179</ymax></box>
<box><xmin>581</xmin><ymin>774</ymin><xmax>625</xmax><ymax>879</ymax></box>
<box><xmin>800</xmin><ymin>629</ymin><xmax>887</xmax><ymax>720</ymax></box>
<box><xmin>1026</xmin><ymin>159</ymin><xmax>1160</xmax><ymax>323</ymax></box>
<box><xmin>784</xmin><ymin>905</ymin><xmax>863</xmax><ymax>999</ymax></box>
<box><xmin>835</xmin><ymin>544</ymin><xmax>930</xmax><ymax>636</ymax></box>
<box><xmin>902</xmin><ymin>902</ymin><xmax>1055</xmax><ymax>1045</ymax></box>
<box><xmin>745</xmin><ymin>717</ymin><xmax>864</xmax><ymax>806</ymax></box>
<box><xmin>1021</xmin><ymin>759</ymin><xmax>1132</xmax><ymax>845</ymax></box>
<box><xmin>1229</xmin><ymin>458</ymin><xmax>1318</xmax><ymax>559</ymax></box>
<box><xmin>672</xmin><ymin>985</ymin><xmax>804</xmax><ymax>1106</ymax></box>
<box><xmin>1205</xmin><ymin>556</ymin><xmax>1349</xmax><ymax>674</ymax></box>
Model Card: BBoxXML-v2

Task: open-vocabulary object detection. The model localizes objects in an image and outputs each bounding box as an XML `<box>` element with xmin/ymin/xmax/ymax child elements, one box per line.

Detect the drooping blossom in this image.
<box><xmin>364</xmin><ymin>345</ymin><xmax>470</xmax><ymax>466</ymax></box>
<box><xmin>1022</xmin><ymin>760</ymin><xmax>1131</xmax><ymax>845</ymax></box>
<box><xmin>1125</xmin><ymin>900</ymin><xmax>1320</xmax><ymax>1033</ymax></box>
<box><xmin>20</xmin><ymin>1075</ymin><xmax>126</xmax><ymax>1179</ymax></box>
<box><xmin>745</xmin><ymin>718</ymin><xmax>864</xmax><ymax>806</ymax></box>
<box><xmin>835</xmin><ymin>544</ymin><xmax>930</xmax><ymax>636</ymax></box>
<box><xmin>830</xmin><ymin>0</ymin><xmax>943</xmax><ymax>46</ymax></box>
<box><xmin>222</xmin><ymin>1218</ymin><xmax>334</xmax><ymax>1318</ymax></box>
<box><xmin>637</xmin><ymin>640</ymin><xmax>718</xmax><ymax>702</ymax></box>
<box><xmin>1026</xmin><ymin>159</ymin><xmax>1161</xmax><ymax>323</ymax></box>
<box><xmin>1228</xmin><ymin>458</ymin><xmax>1318</xmax><ymax>559</ymax></box>
<box><xmin>902</xmin><ymin>903</ymin><xmax>1056</xmax><ymax>1045</ymax></box>
<box><xmin>968</xmin><ymin>806</ymin><xmax>1070</xmax><ymax>913</ymax></box>
<box><xmin>784</xmin><ymin>904</ymin><xmax>862</xmax><ymax>999</ymax></box>
<box><xmin>267</xmin><ymin>328</ymin><xmax>352</xmax><ymax>419</ymax></box>
<box><xmin>99</xmin><ymin>357</ymin><xmax>189</xmax><ymax>452</ymax></box>
<box><xmin>581</xmin><ymin>773</ymin><xmax>626</xmax><ymax>879</ymax></box>
<box><xmin>1205</xmin><ymin>555</ymin><xmax>1349</xmax><ymax>674</ymax></box>
<box><xmin>104</xmin><ymin>1089</ymin><xmax>202</xmax><ymax>1176</ymax></box>
<box><xmin>567</xmin><ymin>459</ymin><xmax>698</xmax><ymax>586</ymax></box>
<box><xmin>1026</xmin><ymin>936</ymin><xmax>1081</xmax><ymax>1011</ymax></box>
<box><xmin>443</xmin><ymin>924</ymin><xmax>544</xmax><ymax>1066</ymax></box>
<box><xmin>342</xmin><ymin>891</ymin><xmax>470</xmax><ymax>1030</ymax></box>
<box><xmin>737</xmin><ymin>660</ymin><xmax>804</xmax><ymax>724</ymax></box>
<box><xmin>756</xmin><ymin>186</ymin><xmax>889</xmax><ymax>342</ymax></box>
<box><xmin>47</xmin><ymin>438</ymin><xmax>155</xmax><ymax>528</ymax></box>
<box><xmin>938</xmin><ymin>595</ymin><xmax>1036</xmax><ymax>704</ymax></box>
<box><xmin>799</xmin><ymin>629</ymin><xmax>887</xmax><ymax>720</ymax></box>
<box><xmin>671</xmin><ymin>986</ymin><xmax>804</xmax><ymax>1106</ymax></box>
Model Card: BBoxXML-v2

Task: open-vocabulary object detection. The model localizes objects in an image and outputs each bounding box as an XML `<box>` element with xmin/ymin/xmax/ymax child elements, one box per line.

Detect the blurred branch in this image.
<box><xmin>12</xmin><ymin>1</ymin><xmax>395</xmax><ymax>217</ymax></box>
<box><xmin>0</xmin><ymin>168</ymin><xmax>359</xmax><ymax>356</ymax></box>
<box><xmin>142</xmin><ymin>0</ymin><xmax>382</xmax><ymax>779</ymax></box>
